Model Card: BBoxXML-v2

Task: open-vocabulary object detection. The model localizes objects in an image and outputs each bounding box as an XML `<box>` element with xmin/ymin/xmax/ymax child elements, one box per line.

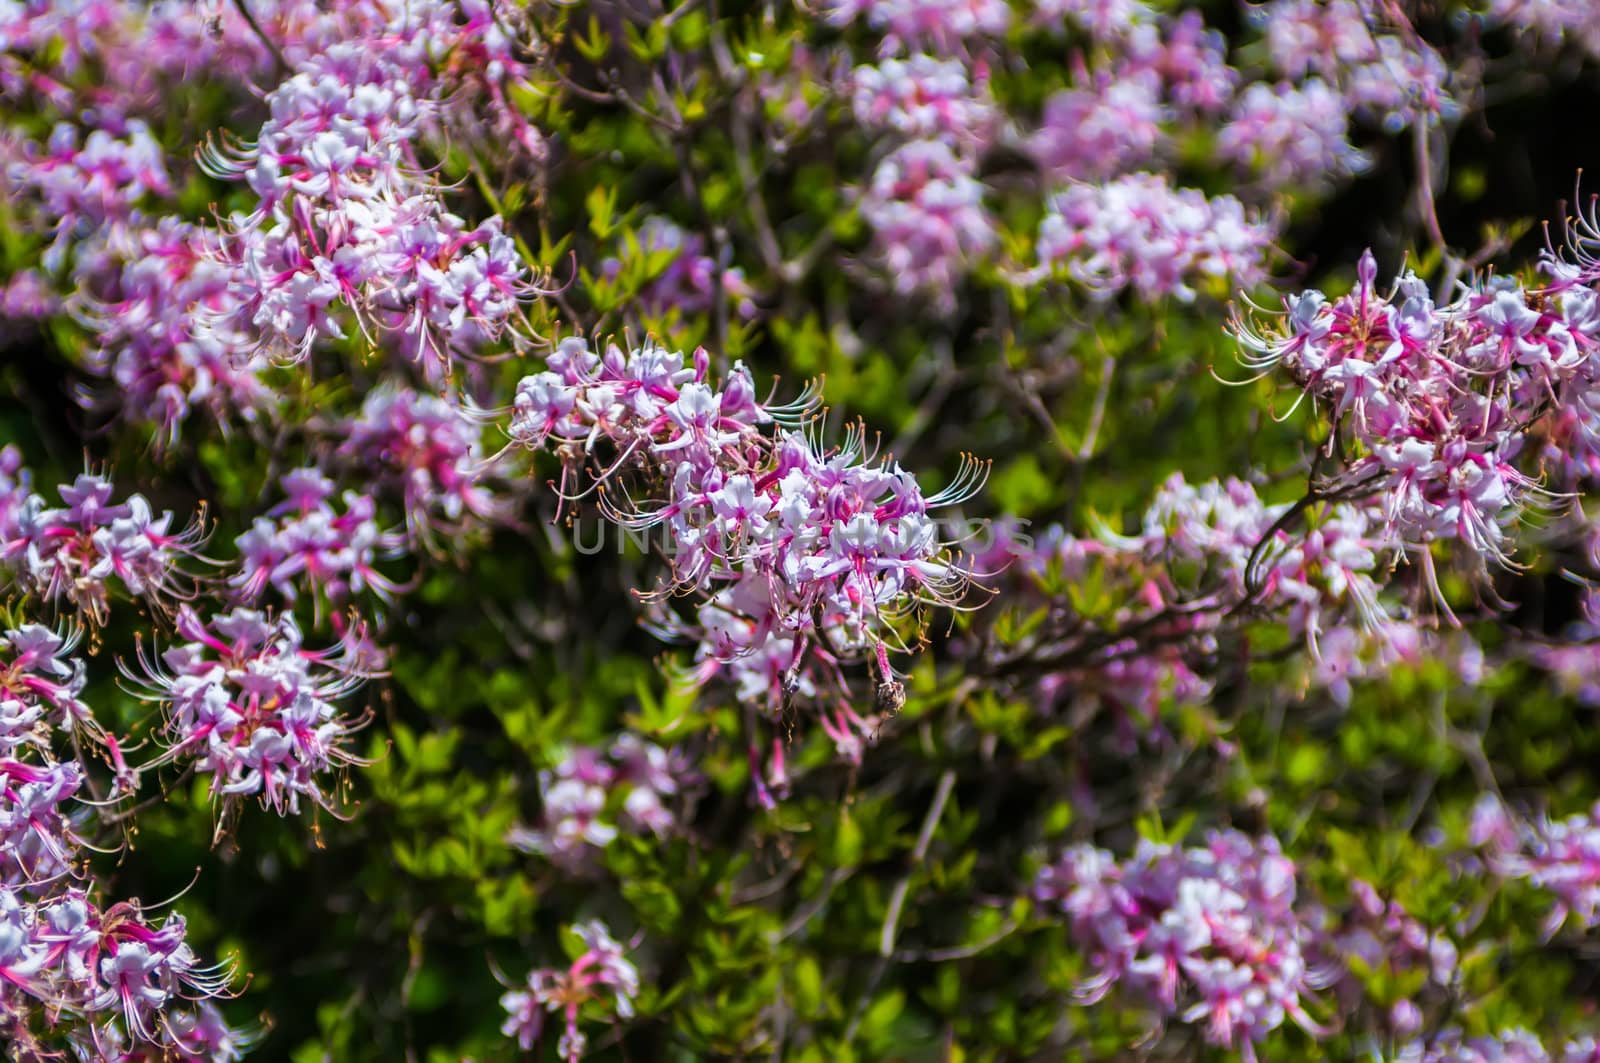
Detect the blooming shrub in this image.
<box><xmin>3</xmin><ymin>0</ymin><xmax>1600</xmax><ymax>1059</ymax></box>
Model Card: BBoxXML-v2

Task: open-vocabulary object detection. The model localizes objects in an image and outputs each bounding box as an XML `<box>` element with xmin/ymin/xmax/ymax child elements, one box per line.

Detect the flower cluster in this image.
<box><xmin>1030</xmin><ymin>0</ymin><xmax>1151</xmax><ymax>39</ymax></box>
<box><xmin>509</xmin><ymin>338</ymin><xmax>979</xmax><ymax>726</ymax></box>
<box><xmin>405</xmin><ymin>0</ymin><xmax>550</xmax><ymax>165</ymax></box>
<box><xmin>1472</xmin><ymin>795</ymin><xmax>1600</xmax><ymax>936</ymax></box>
<box><xmin>130</xmin><ymin>606</ymin><xmax>372</xmax><ymax>819</ymax></box>
<box><xmin>1025</xmin><ymin>0</ymin><xmax>1462</xmax><ymax>215</ymax></box>
<box><xmin>4</xmin><ymin>120</ymin><xmax>169</xmax><ymax>271</ymax></box>
<box><xmin>337</xmin><ymin>386</ymin><xmax>508</xmax><ymax>545</ymax></box>
<box><xmin>0</xmin><ymin>605</ymin><xmax>243</xmax><ymax>1057</ymax></box>
<box><xmin>0</xmin><ymin>270</ymin><xmax>57</xmax><ymax>329</ymax></box>
<box><xmin>1217</xmin><ymin>79</ymin><xmax>1368</xmax><ymax>192</ymax></box>
<box><xmin>824</xmin><ymin>0</ymin><xmax>1012</xmax><ymax>56</ymax></box>
<box><xmin>1253</xmin><ymin>0</ymin><xmax>1457</xmax><ymax>133</ymax></box>
<box><xmin>0</xmin><ymin>885</ymin><xmax>241</xmax><ymax>1059</ymax></box>
<box><xmin>1034</xmin><ymin>830</ymin><xmax>1329</xmax><ymax>1059</ymax></box>
<box><xmin>823</xmin><ymin>0</ymin><xmax>1476</xmax><ymax>312</ymax></box>
<box><xmin>1255</xmin><ymin>0</ymin><xmax>1383</xmax><ymax>82</ymax></box>
<box><xmin>1536</xmin><ymin>202</ymin><xmax>1600</xmax><ymax>485</ymax></box>
<box><xmin>1023</xmin><ymin>8</ymin><xmax>1239</xmax><ymax>183</ymax></box>
<box><xmin>1032</xmin><ymin>174</ymin><xmax>1277</xmax><ymax>303</ymax></box>
<box><xmin>5</xmin><ymin>0</ymin><xmax>547</xmax><ymax>390</ymax></box>
<box><xmin>231</xmin><ymin>468</ymin><xmax>405</xmax><ymax>613</ymax></box>
<box><xmin>0</xmin><ymin>625</ymin><xmax>94</xmax><ymax>886</ymax></box>
<box><xmin>1140</xmin><ymin>10</ymin><xmax>1239</xmax><ymax>113</ymax></box>
<box><xmin>0</xmin><ymin>453</ymin><xmax>204</xmax><ymax>625</ymax></box>
<box><xmin>200</xmin><ymin>33</ymin><xmax>529</xmax><ymax>366</ymax></box>
<box><xmin>1231</xmin><ymin>248</ymin><xmax>1600</xmax><ymax>575</ymax></box>
<box><xmin>1037</xmin><ymin>7</ymin><xmax>1236</xmax><ymax>117</ymax></box>
<box><xmin>1324</xmin><ymin>880</ymin><xmax>1458</xmax><ymax>1038</ymax></box>
<box><xmin>1529</xmin><ymin>643</ymin><xmax>1600</xmax><ymax>707</ymax></box>
<box><xmin>80</xmin><ymin>217</ymin><xmax>272</xmax><ymax>446</ymax></box>
<box><xmin>1485</xmin><ymin>0</ymin><xmax>1600</xmax><ymax>60</ymax></box>
<box><xmin>859</xmin><ymin>139</ymin><xmax>996</xmax><ymax>309</ymax></box>
<box><xmin>0</xmin><ymin>751</ymin><xmax>80</xmax><ymax>894</ymax></box>
<box><xmin>500</xmin><ymin>920</ymin><xmax>640</xmax><ymax>1063</ymax></box>
<box><xmin>849</xmin><ymin>54</ymin><xmax>997</xmax><ymax>144</ymax></box>
<box><xmin>0</xmin><ymin>0</ymin><xmax>280</xmax><ymax>120</ymax></box>
<box><xmin>507</xmin><ymin>737</ymin><xmax>692</xmax><ymax>871</ymax></box>
<box><xmin>1029</xmin><ymin>67</ymin><xmax>1166</xmax><ymax>183</ymax></box>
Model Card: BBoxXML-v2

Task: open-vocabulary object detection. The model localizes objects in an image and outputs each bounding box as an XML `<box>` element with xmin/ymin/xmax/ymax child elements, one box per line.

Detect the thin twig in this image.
<box><xmin>878</xmin><ymin>768</ymin><xmax>956</xmax><ymax>958</ymax></box>
<box><xmin>231</xmin><ymin>0</ymin><xmax>290</xmax><ymax>76</ymax></box>
<box><xmin>778</xmin><ymin>867</ymin><xmax>855</xmax><ymax>941</ymax></box>
<box><xmin>1077</xmin><ymin>345</ymin><xmax>1116</xmax><ymax>463</ymax></box>
<box><xmin>893</xmin><ymin>914</ymin><xmax>1021</xmax><ymax>963</ymax></box>
<box><xmin>729</xmin><ymin>88</ymin><xmax>786</xmax><ymax>275</ymax></box>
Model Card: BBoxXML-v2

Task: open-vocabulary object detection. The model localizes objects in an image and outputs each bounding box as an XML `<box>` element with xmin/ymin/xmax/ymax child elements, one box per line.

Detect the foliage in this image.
<box><xmin>2</xmin><ymin>0</ymin><xmax>1600</xmax><ymax>1060</ymax></box>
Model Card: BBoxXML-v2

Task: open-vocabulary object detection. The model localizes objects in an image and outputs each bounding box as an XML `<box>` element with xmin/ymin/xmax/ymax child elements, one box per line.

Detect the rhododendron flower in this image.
<box><xmin>508</xmin><ymin>338</ymin><xmax>985</xmax><ymax>791</ymax></box>
<box><xmin>1031</xmin><ymin>0</ymin><xmax>1153</xmax><ymax>40</ymax></box>
<box><xmin>129</xmin><ymin>607</ymin><xmax>375</xmax><ymax>819</ymax></box>
<box><xmin>1032</xmin><ymin>174</ymin><xmax>1278</xmax><ymax>302</ymax></box>
<box><xmin>0</xmin><ymin>465</ymin><xmax>205</xmax><ymax>625</ymax></box>
<box><xmin>1231</xmin><ymin>248</ymin><xmax>1599</xmax><ymax>579</ymax></box>
<box><xmin>824</xmin><ymin>0</ymin><xmax>1011</xmax><ymax>55</ymax></box>
<box><xmin>849</xmin><ymin>54</ymin><xmax>998</xmax><ymax>144</ymax></box>
<box><xmin>5</xmin><ymin>120</ymin><xmax>170</xmax><ymax>270</ymax></box>
<box><xmin>510</xmin><ymin>339</ymin><xmax>978</xmax><ymax>719</ymax></box>
<box><xmin>859</xmin><ymin>139</ymin><xmax>996</xmax><ymax>308</ymax></box>
<box><xmin>1394</xmin><ymin>1026</ymin><xmax>1575</xmax><ymax>1062</ymax></box>
<box><xmin>1219</xmin><ymin>80</ymin><xmax>1368</xmax><ymax>191</ymax></box>
<box><xmin>337</xmin><ymin>385</ymin><xmax>511</xmax><ymax>543</ymax></box>
<box><xmin>231</xmin><ymin>468</ymin><xmax>407</xmax><ymax>612</ymax></box>
<box><xmin>500</xmin><ymin>920</ymin><xmax>640</xmax><ymax>1062</ymax></box>
<box><xmin>77</xmin><ymin>218</ymin><xmax>271</xmax><ymax>447</ymax></box>
<box><xmin>1030</xmin><ymin>71</ymin><xmax>1165</xmax><ymax>182</ymax></box>
<box><xmin>1035</xmin><ymin>831</ymin><xmax>1331</xmax><ymax>1059</ymax></box>
<box><xmin>1475</xmin><ymin>799</ymin><xmax>1600</xmax><ymax>936</ymax></box>
<box><xmin>197</xmin><ymin>25</ymin><xmax>535</xmax><ymax>368</ymax></box>
<box><xmin>507</xmin><ymin>737</ymin><xmax>693</xmax><ymax>870</ymax></box>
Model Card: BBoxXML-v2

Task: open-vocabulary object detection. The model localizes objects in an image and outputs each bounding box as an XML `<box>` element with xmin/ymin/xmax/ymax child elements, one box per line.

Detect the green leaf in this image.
<box><xmin>834</xmin><ymin>808</ymin><xmax>864</xmax><ymax>867</ymax></box>
<box><xmin>859</xmin><ymin>989</ymin><xmax>905</xmax><ymax>1044</ymax></box>
<box><xmin>573</xmin><ymin>15</ymin><xmax>610</xmax><ymax>63</ymax></box>
<box><xmin>587</xmin><ymin>184</ymin><xmax>620</xmax><ymax>240</ymax></box>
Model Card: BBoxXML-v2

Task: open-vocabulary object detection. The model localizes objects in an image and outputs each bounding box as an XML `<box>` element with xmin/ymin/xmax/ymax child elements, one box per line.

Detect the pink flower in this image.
<box><xmin>0</xmin><ymin>466</ymin><xmax>205</xmax><ymax>626</ymax></box>
<box><xmin>1033</xmin><ymin>174</ymin><xmax>1277</xmax><ymax>302</ymax></box>
<box><xmin>1035</xmin><ymin>830</ymin><xmax>1329</xmax><ymax>1056</ymax></box>
<box><xmin>499</xmin><ymin>920</ymin><xmax>641</xmax><ymax>1062</ymax></box>
<box><xmin>129</xmin><ymin>606</ymin><xmax>375</xmax><ymax>818</ymax></box>
<box><xmin>859</xmin><ymin>139</ymin><xmax>996</xmax><ymax>308</ymax></box>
